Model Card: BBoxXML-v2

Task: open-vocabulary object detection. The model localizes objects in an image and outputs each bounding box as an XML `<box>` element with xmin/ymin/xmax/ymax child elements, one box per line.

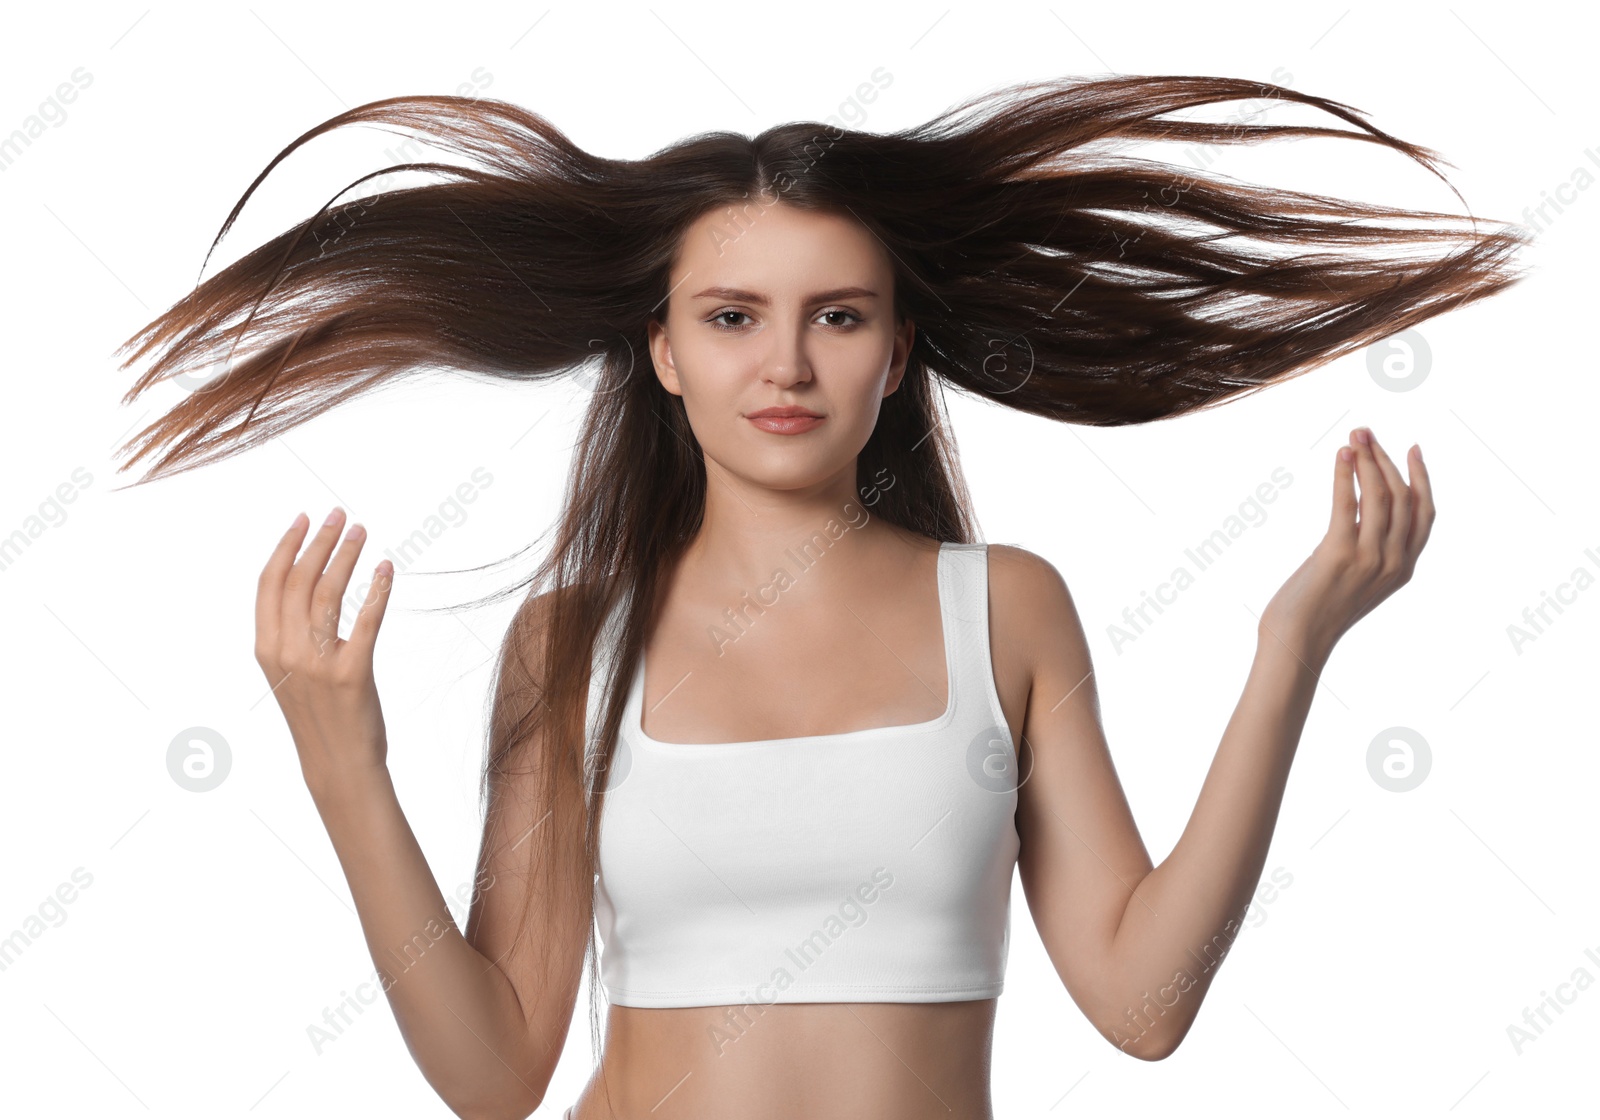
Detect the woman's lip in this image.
<box><xmin>747</xmin><ymin>414</ymin><xmax>825</xmax><ymax>434</ymax></box>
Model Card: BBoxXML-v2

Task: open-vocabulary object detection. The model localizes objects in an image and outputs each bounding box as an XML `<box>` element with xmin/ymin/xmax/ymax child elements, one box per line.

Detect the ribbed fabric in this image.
<box><xmin>584</xmin><ymin>542</ymin><xmax>1020</xmax><ymax>1008</ymax></box>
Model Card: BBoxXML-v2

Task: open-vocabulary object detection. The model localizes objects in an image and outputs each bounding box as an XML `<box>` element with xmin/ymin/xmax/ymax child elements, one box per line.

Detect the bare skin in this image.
<box><xmin>255</xmin><ymin>198</ymin><xmax>1434</xmax><ymax>1119</ymax></box>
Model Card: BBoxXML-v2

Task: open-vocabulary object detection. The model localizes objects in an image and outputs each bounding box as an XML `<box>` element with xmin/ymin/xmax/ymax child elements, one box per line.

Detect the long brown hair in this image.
<box><xmin>112</xmin><ymin>73</ymin><xmax>1530</xmax><ymax>1061</ymax></box>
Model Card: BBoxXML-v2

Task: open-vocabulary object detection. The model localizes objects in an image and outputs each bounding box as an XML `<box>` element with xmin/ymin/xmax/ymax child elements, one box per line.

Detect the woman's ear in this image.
<box><xmin>884</xmin><ymin>316</ymin><xmax>916</xmax><ymax>397</ymax></box>
<box><xmin>646</xmin><ymin>316</ymin><xmax>683</xmax><ymax>397</ymax></box>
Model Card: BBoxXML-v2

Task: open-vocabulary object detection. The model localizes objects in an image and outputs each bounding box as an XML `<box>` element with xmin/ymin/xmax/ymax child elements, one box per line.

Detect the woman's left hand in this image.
<box><xmin>1260</xmin><ymin>426</ymin><xmax>1436</xmax><ymax>664</ymax></box>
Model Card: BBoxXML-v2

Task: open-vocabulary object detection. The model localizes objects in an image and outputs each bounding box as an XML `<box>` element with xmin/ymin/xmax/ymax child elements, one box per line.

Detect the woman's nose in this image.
<box><xmin>762</xmin><ymin>324</ymin><xmax>812</xmax><ymax>385</ymax></box>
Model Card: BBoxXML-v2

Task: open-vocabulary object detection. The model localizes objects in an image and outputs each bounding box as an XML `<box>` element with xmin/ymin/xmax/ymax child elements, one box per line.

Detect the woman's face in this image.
<box><xmin>647</xmin><ymin>201</ymin><xmax>915</xmax><ymax>491</ymax></box>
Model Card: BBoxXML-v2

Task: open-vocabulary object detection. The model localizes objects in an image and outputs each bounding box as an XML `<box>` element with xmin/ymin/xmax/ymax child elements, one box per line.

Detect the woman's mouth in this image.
<box><xmin>745</xmin><ymin>407</ymin><xmax>824</xmax><ymax>434</ymax></box>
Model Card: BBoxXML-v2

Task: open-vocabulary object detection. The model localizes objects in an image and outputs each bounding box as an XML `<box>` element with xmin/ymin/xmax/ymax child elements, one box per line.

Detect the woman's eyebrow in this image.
<box><xmin>689</xmin><ymin>285</ymin><xmax>878</xmax><ymax>304</ymax></box>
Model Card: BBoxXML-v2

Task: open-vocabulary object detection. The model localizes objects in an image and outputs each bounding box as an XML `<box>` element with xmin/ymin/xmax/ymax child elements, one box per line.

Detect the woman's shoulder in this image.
<box><xmin>893</xmin><ymin>531</ymin><xmax>1061</xmax><ymax>592</ymax></box>
<box><xmin>503</xmin><ymin>579</ymin><xmax>618</xmax><ymax>659</ymax></box>
<box><xmin>982</xmin><ymin>540</ymin><xmax>1053</xmax><ymax>570</ymax></box>
<box><xmin>973</xmin><ymin>542</ymin><xmax>1075</xmax><ymax>640</ymax></box>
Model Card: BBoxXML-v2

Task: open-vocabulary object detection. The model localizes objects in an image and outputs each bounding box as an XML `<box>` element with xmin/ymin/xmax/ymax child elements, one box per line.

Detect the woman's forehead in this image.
<box><xmin>670</xmin><ymin>203</ymin><xmax>890</xmax><ymax>293</ymax></box>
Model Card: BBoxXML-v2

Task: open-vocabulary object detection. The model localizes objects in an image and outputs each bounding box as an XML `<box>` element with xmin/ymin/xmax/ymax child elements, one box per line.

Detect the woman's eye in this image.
<box><xmin>706</xmin><ymin>309</ymin><xmax>863</xmax><ymax>332</ymax></box>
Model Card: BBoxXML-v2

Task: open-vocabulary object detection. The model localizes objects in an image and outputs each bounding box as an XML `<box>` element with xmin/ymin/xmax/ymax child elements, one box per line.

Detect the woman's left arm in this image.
<box><xmin>1009</xmin><ymin>427</ymin><xmax>1434</xmax><ymax>1060</ymax></box>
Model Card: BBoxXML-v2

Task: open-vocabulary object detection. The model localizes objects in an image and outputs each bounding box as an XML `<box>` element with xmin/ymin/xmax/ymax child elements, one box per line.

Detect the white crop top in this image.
<box><xmin>584</xmin><ymin>541</ymin><xmax>1021</xmax><ymax>1008</ymax></box>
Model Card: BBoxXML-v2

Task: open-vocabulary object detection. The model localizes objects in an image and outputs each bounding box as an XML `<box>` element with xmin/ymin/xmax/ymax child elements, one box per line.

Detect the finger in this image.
<box><xmin>257</xmin><ymin>512</ymin><xmax>310</xmax><ymax>657</ymax></box>
<box><xmin>347</xmin><ymin>560</ymin><xmax>395</xmax><ymax>658</ymax></box>
<box><xmin>1350</xmin><ymin>428</ymin><xmax>1390</xmax><ymax>560</ymax></box>
<box><xmin>1365</xmin><ymin>431</ymin><xmax>1414</xmax><ymax>567</ymax></box>
<box><xmin>1405</xmin><ymin>444</ymin><xmax>1436</xmax><ymax>561</ymax></box>
<box><xmin>310</xmin><ymin>521</ymin><xmax>370</xmax><ymax>650</ymax></box>
<box><xmin>283</xmin><ymin>507</ymin><xmax>349</xmax><ymax>646</ymax></box>
<box><xmin>1328</xmin><ymin>441</ymin><xmax>1358</xmax><ymax>550</ymax></box>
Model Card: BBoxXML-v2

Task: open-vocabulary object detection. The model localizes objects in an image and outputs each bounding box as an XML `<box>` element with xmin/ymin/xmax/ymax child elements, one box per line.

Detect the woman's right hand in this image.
<box><xmin>255</xmin><ymin>508</ymin><xmax>395</xmax><ymax>800</ymax></box>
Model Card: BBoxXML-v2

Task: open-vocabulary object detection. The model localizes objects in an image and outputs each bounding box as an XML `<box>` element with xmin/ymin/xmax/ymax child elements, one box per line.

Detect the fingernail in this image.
<box><xmin>290</xmin><ymin>511</ymin><xmax>306</xmax><ymax>530</ymax></box>
<box><xmin>344</xmin><ymin>523</ymin><xmax>364</xmax><ymax>542</ymax></box>
<box><xmin>1356</xmin><ymin>428</ymin><xmax>1372</xmax><ymax>444</ymax></box>
<box><xmin>324</xmin><ymin>508</ymin><xmax>342</xmax><ymax>527</ymax></box>
<box><xmin>1413</xmin><ymin>444</ymin><xmax>1423</xmax><ymax>462</ymax></box>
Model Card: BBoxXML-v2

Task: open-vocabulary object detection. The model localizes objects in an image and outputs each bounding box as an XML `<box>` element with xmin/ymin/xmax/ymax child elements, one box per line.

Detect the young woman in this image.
<box><xmin>115</xmin><ymin>74</ymin><xmax>1526</xmax><ymax>1119</ymax></box>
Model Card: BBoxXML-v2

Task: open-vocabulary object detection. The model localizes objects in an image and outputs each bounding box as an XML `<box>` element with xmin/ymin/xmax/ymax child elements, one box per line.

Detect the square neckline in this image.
<box><xmin>628</xmin><ymin>540</ymin><xmax>958</xmax><ymax>750</ymax></box>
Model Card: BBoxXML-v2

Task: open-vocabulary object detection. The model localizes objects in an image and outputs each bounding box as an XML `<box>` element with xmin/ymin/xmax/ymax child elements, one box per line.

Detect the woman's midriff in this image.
<box><xmin>566</xmin><ymin>998</ymin><xmax>999</xmax><ymax>1119</ymax></box>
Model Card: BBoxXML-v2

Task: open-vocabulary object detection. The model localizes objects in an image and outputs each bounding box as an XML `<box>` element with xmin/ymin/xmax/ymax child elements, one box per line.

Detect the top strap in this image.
<box><xmin>585</xmin><ymin>591</ymin><xmax>631</xmax><ymax>754</ymax></box>
<box><xmin>938</xmin><ymin>542</ymin><xmax>995</xmax><ymax>723</ymax></box>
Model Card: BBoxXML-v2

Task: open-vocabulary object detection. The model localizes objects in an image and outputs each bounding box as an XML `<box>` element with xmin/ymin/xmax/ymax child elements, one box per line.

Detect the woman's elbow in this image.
<box><xmin>1119</xmin><ymin>1032</ymin><xmax>1182</xmax><ymax>1061</ymax></box>
<box><xmin>1095</xmin><ymin>1014</ymin><xmax>1191</xmax><ymax>1061</ymax></box>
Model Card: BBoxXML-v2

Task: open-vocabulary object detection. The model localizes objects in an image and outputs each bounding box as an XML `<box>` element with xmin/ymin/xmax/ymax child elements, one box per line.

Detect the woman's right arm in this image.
<box><xmin>257</xmin><ymin>510</ymin><xmax>587</xmax><ymax>1120</ymax></box>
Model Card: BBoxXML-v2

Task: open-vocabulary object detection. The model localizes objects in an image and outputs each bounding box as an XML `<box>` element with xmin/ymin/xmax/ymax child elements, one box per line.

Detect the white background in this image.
<box><xmin>1</xmin><ymin>2</ymin><xmax>1593</xmax><ymax>1117</ymax></box>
